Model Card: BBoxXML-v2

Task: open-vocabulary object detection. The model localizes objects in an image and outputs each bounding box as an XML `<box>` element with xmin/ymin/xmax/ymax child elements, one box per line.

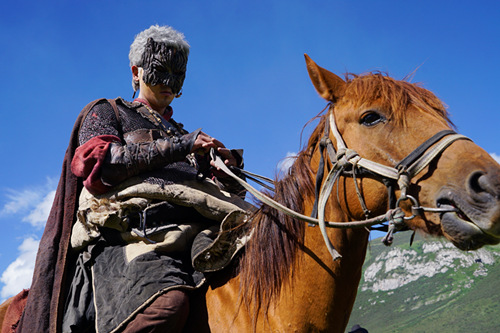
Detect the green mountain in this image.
<box><xmin>346</xmin><ymin>232</ymin><xmax>500</xmax><ymax>333</ymax></box>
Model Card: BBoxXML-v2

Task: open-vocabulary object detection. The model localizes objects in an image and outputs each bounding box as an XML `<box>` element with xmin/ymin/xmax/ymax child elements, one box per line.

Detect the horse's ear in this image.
<box><xmin>304</xmin><ymin>54</ymin><xmax>346</xmax><ymax>102</ymax></box>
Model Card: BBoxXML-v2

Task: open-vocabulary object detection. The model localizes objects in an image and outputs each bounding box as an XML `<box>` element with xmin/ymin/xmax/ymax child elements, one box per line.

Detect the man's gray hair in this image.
<box><xmin>129</xmin><ymin>25</ymin><xmax>190</xmax><ymax>91</ymax></box>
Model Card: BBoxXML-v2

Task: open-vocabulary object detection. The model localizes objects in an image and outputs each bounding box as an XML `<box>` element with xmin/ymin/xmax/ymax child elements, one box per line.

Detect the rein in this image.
<box><xmin>211</xmin><ymin>105</ymin><xmax>471</xmax><ymax>260</ymax></box>
<box><xmin>211</xmin><ymin>149</ymin><xmax>397</xmax><ymax>229</ymax></box>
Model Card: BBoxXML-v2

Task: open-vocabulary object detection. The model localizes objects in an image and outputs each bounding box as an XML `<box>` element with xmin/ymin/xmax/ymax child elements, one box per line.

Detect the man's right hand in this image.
<box><xmin>191</xmin><ymin>132</ymin><xmax>224</xmax><ymax>155</ymax></box>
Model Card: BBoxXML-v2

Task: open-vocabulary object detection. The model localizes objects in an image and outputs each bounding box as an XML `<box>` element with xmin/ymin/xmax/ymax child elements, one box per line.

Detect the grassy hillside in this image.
<box><xmin>346</xmin><ymin>232</ymin><xmax>500</xmax><ymax>332</ymax></box>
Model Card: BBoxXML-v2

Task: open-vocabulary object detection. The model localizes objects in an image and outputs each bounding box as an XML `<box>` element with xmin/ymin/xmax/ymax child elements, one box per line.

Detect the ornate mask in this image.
<box><xmin>140</xmin><ymin>38</ymin><xmax>188</xmax><ymax>94</ymax></box>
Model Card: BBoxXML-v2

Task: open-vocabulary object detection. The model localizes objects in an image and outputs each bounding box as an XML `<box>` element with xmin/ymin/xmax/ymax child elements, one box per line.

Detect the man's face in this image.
<box><xmin>139</xmin><ymin>80</ymin><xmax>176</xmax><ymax>114</ymax></box>
<box><xmin>140</xmin><ymin>38</ymin><xmax>188</xmax><ymax>95</ymax></box>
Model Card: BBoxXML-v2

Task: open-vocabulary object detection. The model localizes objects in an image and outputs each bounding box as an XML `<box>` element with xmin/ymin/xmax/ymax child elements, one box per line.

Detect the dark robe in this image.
<box><xmin>16</xmin><ymin>99</ymin><xmax>107</xmax><ymax>332</ymax></box>
<box><xmin>12</xmin><ymin>98</ymin><xmax>250</xmax><ymax>332</ymax></box>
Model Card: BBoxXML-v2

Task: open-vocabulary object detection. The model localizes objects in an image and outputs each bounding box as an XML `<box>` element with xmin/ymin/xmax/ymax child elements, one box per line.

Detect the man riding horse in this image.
<box><xmin>14</xmin><ymin>24</ymin><xmax>252</xmax><ymax>332</ymax></box>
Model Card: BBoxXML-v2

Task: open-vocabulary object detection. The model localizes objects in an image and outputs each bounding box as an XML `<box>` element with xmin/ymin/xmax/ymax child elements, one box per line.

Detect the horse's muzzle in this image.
<box><xmin>437</xmin><ymin>168</ymin><xmax>500</xmax><ymax>250</ymax></box>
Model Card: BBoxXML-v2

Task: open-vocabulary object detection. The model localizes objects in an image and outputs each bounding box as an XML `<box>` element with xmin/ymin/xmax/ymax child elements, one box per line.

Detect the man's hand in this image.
<box><xmin>191</xmin><ymin>132</ymin><xmax>221</xmax><ymax>154</ymax></box>
<box><xmin>213</xmin><ymin>147</ymin><xmax>237</xmax><ymax>168</ymax></box>
<box><xmin>191</xmin><ymin>132</ymin><xmax>237</xmax><ymax>177</ymax></box>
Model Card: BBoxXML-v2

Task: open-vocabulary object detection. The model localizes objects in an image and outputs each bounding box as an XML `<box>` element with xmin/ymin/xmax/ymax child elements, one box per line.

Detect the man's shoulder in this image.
<box><xmin>80</xmin><ymin>97</ymin><xmax>143</xmax><ymax>119</ymax></box>
<box><xmin>81</xmin><ymin>97</ymin><xmax>140</xmax><ymax>110</ymax></box>
<box><xmin>114</xmin><ymin>97</ymin><xmax>143</xmax><ymax>110</ymax></box>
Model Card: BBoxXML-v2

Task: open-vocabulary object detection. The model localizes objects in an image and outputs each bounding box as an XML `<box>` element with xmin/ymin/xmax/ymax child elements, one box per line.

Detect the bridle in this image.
<box><xmin>313</xmin><ymin>105</ymin><xmax>471</xmax><ymax>258</ymax></box>
<box><xmin>211</xmin><ymin>104</ymin><xmax>471</xmax><ymax>260</ymax></box>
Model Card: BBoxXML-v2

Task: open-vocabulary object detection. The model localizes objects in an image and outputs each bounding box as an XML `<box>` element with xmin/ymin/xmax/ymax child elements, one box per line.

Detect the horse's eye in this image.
<box><xmin>360</xmin><ymin>111</ymin><xmax>385</xmax><ymax>127</ymax></box>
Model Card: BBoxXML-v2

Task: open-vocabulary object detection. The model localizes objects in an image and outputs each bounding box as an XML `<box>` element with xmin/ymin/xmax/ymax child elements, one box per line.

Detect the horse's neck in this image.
<box><xmin>203</xmin><ymin>151</ymin><xmax>371</xmax><ymax>332</ymax></box>
<box><xmin>266</xmin><ymin>206</ymin><xmax>370</xmax><ymax>332</ymax></box>
<box><xmin>204</xmin><ymin>213</ymin><xmax>369</xmax><ymax>333</ymax></box>
<box><xmin>256</xmin><ymin>143</ymin><xmax>370</xmax><ymax>331</ymax></box>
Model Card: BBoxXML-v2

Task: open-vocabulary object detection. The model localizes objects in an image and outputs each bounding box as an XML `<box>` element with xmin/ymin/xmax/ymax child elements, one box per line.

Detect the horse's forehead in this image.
<box><xmin>331</xmin><ymin>74</ymin><xmax>450</xmax><ymax>128</ymax></box>
<box><xmin>335</xmin><ymin>86</ymin><xmax>388</xmax><ymax>115</ymax></box>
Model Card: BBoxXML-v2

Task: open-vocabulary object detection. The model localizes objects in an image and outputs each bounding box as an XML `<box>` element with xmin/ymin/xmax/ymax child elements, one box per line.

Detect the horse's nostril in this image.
<box><xmin>468</xmin><ymin>171</ymin><xmax>484</xmax><ymax>194</ymax></box>
<box><xmin>479</xmin><ymin>174</ymin><xmax>500</xmax><ymax>199</ymax></box>
<box><xmin>468</xmin><ymin>171</ymin><xmax>499</xmax><ymax>199</ymax></box>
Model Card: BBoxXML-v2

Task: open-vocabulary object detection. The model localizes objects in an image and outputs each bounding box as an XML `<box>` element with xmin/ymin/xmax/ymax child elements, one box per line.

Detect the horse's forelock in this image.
<box><xmin>340</xmin><ymin>73</ymin><xmax>453</xmax><ymax>127</ymax></box>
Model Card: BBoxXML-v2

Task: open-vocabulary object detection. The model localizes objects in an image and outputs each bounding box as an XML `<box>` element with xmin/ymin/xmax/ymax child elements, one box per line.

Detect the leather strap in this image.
<box><xmin>77</xmin><ymin>98</ymin><xmax>122</xmax><ymax>140</ymax></box>
<box><xmin>396</xmin><ymin>130</ymin><xmax>456</xmax><ymax>171</ymax></box>
<box><xmin>107</xmin><ymin>98</ymin><xmax>121</xmax><ymax>125</ymax></box>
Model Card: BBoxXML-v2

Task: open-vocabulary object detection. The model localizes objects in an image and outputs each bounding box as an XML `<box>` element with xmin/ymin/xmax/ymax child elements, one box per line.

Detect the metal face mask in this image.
<box><xmin>140</xmin><ymin>38</ymin><xmax>188</xmax><ymax>95</ymax></box>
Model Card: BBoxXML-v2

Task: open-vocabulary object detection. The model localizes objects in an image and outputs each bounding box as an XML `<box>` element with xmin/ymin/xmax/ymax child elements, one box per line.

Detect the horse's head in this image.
<box><xmin>305</xmin><ymin>54</ymin><xmax>500</xmax><ymax>251</ymax></box>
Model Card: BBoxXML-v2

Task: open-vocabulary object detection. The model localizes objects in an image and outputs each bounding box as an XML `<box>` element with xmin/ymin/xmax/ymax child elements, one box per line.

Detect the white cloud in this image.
<box><xmin>491</xmin><ymin>153</ymin><xmax>500</xmax><ymax>164</ymax></box>
<box><xmin>0</xmin><ymin>237</ymin><xmax>39</xmax><ymax>301</ymax></box>
<box><xmin>1</xmin><ymin>177</ymin><xmax>57</xmax><ymax>229</ymax></box>
<box><xmin>22</xmin><ymin>190</ymin><xmax>56</xmax><ymax>228</ymax></box>
<box><xmin>0</xmin><ymin>178</ymin><xmax>57</xmax><ymax>301</ymax></box>
<box><xmin>0</xmin><ymin>189</ymin><xmax>41</xmax><ymax>216</ymax></box>
<box><xmin>277</xmin><ymin>152</ymin><xmax>298</xmax><ymax>174</ymax></box>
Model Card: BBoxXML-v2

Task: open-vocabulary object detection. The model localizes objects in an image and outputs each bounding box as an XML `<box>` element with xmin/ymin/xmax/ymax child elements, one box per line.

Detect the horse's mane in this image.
<box><xmin>237</xmin><ymin>71</ymin><xmax>452</xmax><ymax>319</ymax></box>
<box><xmin>238</xmin><ymin>114</ymin><xmax>326</xmax><ymax>318</ymax></box>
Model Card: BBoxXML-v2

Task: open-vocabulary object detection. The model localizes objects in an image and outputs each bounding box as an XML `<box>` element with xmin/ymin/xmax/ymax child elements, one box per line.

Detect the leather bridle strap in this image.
<box><xmin>310</xmin><ymin>118</ymin><xmax>331</xmax><ymax>220</ymax></box>
<box><xmin>396</xmin><ymin>130</ymin><xmax>456</xmax><ymax>171</ymax></box>
<box><xmin>327</xmin><ymin>112</ymin><xmax>471</xmax><ymax>194</ymax></box>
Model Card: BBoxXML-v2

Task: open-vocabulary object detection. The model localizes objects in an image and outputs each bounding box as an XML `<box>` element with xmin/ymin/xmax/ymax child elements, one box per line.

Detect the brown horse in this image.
<box><xmin>2</xmin><ymin>56</ymin><xmax>500</xmax><ymax>332</ymax></box>
<box><xmin>188</xmin><ymin>55</ymin><xmax>500</xmax><ymax>332</ymax></box>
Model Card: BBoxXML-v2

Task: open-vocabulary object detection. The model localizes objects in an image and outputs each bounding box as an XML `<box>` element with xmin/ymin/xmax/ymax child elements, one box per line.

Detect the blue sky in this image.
<box><xmin>0</xmin><ymin>0</ymin><xmax>499</xmax><ymax>300</ymax></box>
